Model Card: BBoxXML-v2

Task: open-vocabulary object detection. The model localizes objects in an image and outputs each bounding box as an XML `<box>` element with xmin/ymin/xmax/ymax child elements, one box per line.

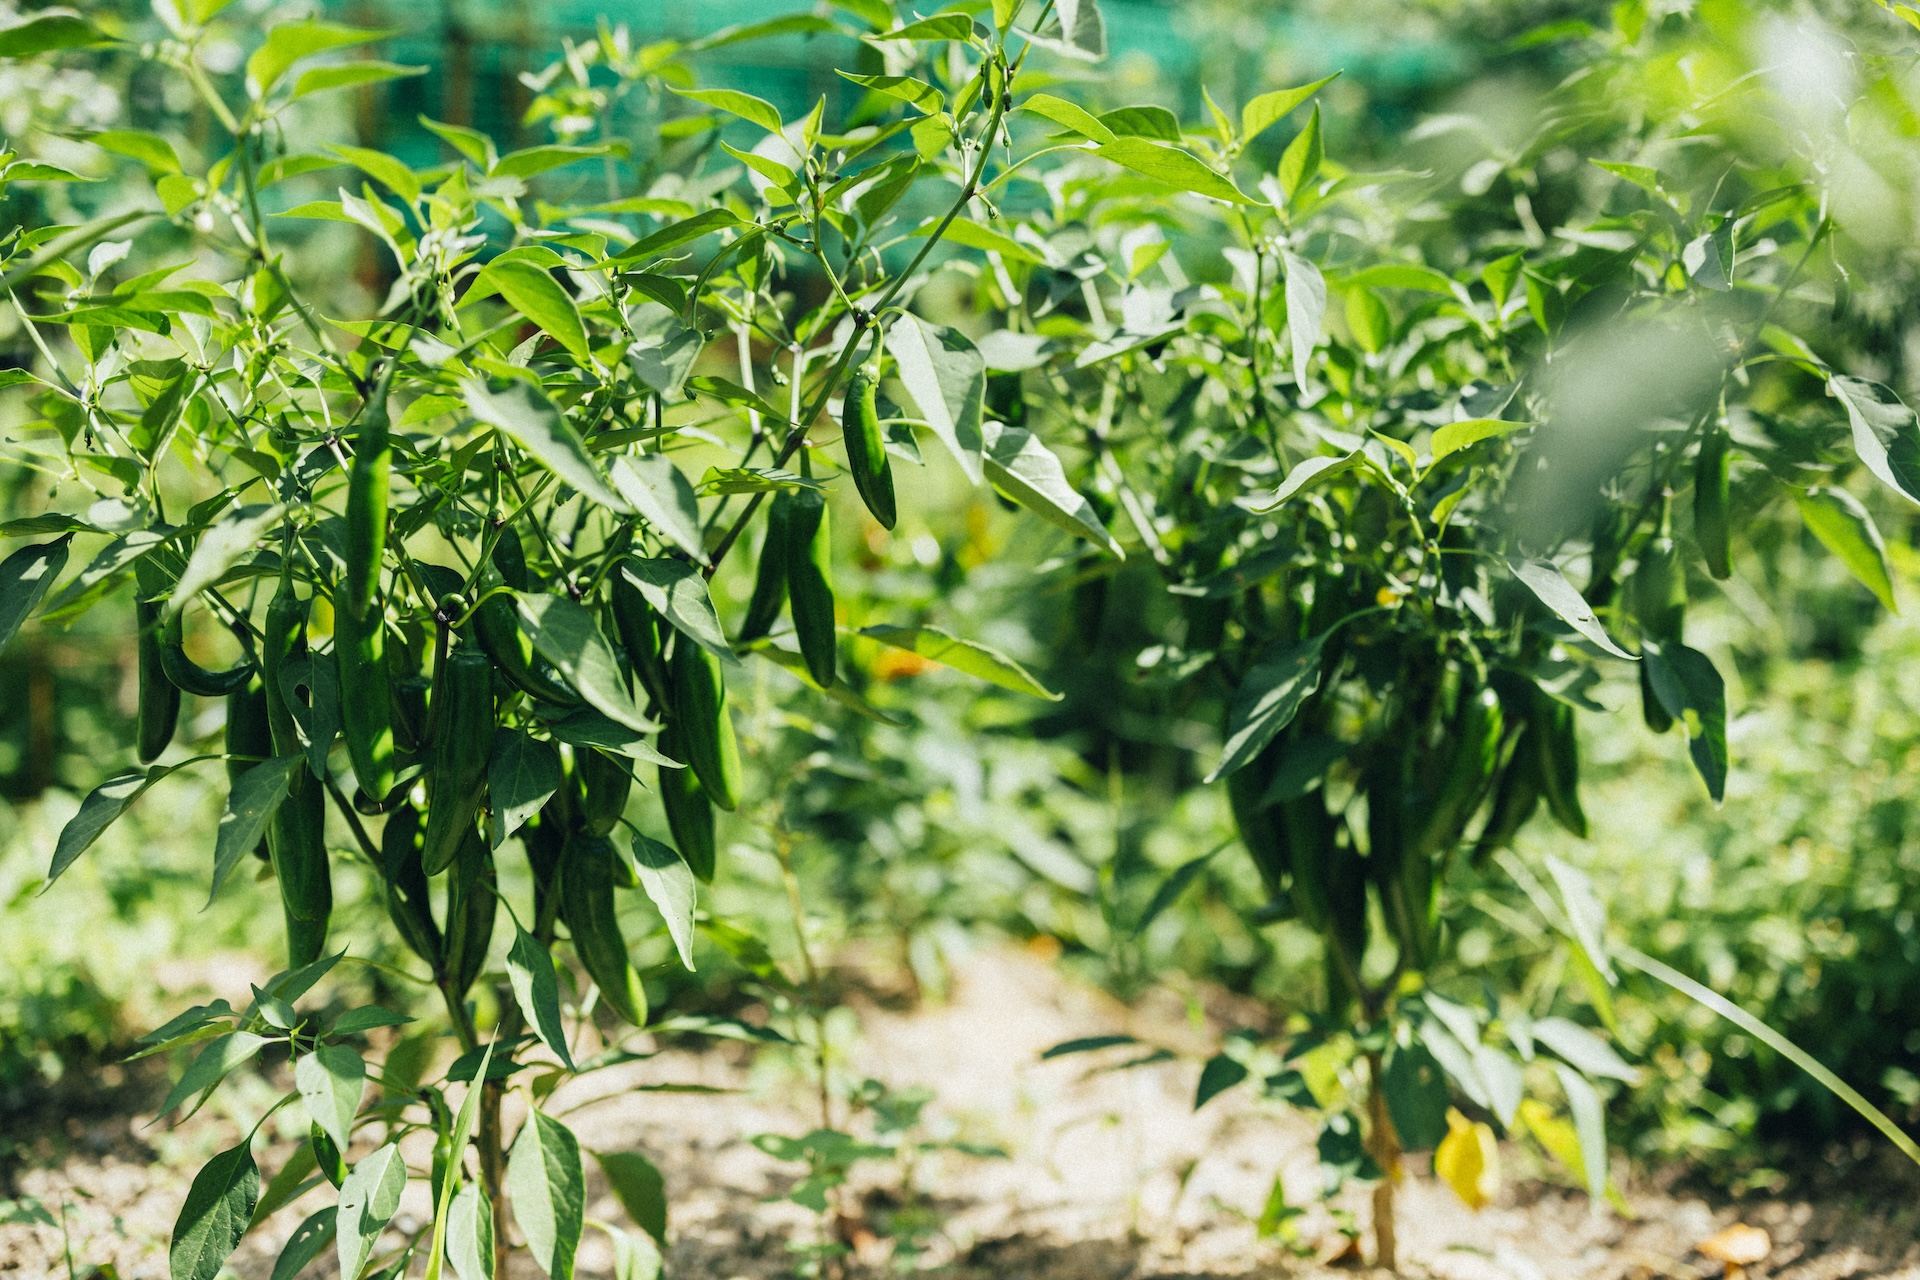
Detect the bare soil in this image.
<box><xmin>2</xmin><ymin>946</ymin><xmax>1917</xmax><ymax>1280</ymax></box>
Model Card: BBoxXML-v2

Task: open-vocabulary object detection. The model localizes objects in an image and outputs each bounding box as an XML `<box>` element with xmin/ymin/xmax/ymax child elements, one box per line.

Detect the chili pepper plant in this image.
<box><xmin>5</xmin><ymin>2</ymin><xmax>1920</xmax><ymax>1278</ymax></box>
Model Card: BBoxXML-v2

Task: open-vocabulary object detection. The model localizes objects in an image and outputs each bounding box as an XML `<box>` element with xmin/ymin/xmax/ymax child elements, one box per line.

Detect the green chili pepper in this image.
<box><xmin>335</xmin><ymin>582</ymin><xmax>397</xmax><ymax>801</ymax></box>
<box><xmin>785</xmin><ymin>487</ymin><xmax>837</xmax><ymax>688</ymax></box>
<box><xmin>1695</xmin><ymin>426</ymin><xmax>1732</xmax><ymax>580</ymax></box>
<box><xmin>610</xmin><ymin>567</ymin><xmax>669</xmax><ymax>709</ymax></box>
<box><xmin>1471</xmin><ymin>733</ymin><xmax>1544</xmax><ymax>865</ymax></box>
<box><xmin>657</xmin><ymin>724</ymin><xmax>715</xmax><ymax>883</ymax></box>
<box><xmin>133</xmin><ymin>561</ymin><xmax>179</xmax><ymax>763</ymax></box>
<box><xmin>380</xmin><ymin>799</ymin><xmax>441</xmax><ymax>973</ymax></box>
<box><xmin>578</xmin><ymin>747</ymin><xmax>632</xmax><ymax>838</ymax></box>
<box><xmin>737</xmin><ymin>493</ymin><xmax>792</xmax><ymax>646</ymax></box>
<box><xmin>226</xmin><ymin>676</ymin><xmax>273</xmax><ymax>861</ymax></box>
<box><xmin>1534</xmin><ymin>689</ymin><xmax>1587</xmax><ymax>839</ymax></box>
<box><xmin>311</xmin><ymin>1123</ymin><xmax>348</xmax><ymax>1190</ymax></box>
<box><xmin>158</xmin><ymin>608</ymin><xmax>255</xmax><ymax>697</ymax></box>
<box><xmin>262</xmin><ymin>580</ymin><xmax>331</xmax><ymax>964</ymax></box>
<box><xmin>668</xmin><ymin>637</ymin><xmax>741</xmax><ymax>812</ymax></box>
<box><xmin>421</xmin><ymin>645</ymin><xmax>494</xmax><ymax>875</ymax></box>
<box><xmin>840</xmin><ymin>371</ymin><xmax>896</xmax><ymax>530</ymax></box>
<box><xmin>442</xmin><ymin>826</ymin><xmax>497</xmax><ymax>1001</ymax></box>
<box><xmin>471</xmin><ymin>581</ymin><xmax>582</xmax><ymax>706</ymax></box>
<box><xmin>559</xmin><ymin>834</ymin><xmax>648</xmax><ymax>1027</ymax></box>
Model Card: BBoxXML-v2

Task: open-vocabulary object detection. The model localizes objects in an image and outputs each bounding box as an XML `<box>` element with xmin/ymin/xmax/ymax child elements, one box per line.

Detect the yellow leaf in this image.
<box><xmin>1434</xmin><ymin>1108</ymin><xmax>1500</xmax><ymax>1209</ymax></box>
<box><xmin>1517</xmin><ymin>1097</ymin><xmax>1584</xmax><ymax>1177</ymax></box>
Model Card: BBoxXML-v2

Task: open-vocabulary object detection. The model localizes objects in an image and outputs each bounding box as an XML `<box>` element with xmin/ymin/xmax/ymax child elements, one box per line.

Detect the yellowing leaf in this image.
<box><xmin>1434</xmin><ymin>1109</ymin><xmax>1499</xmax><ymax>1210</ymax></box>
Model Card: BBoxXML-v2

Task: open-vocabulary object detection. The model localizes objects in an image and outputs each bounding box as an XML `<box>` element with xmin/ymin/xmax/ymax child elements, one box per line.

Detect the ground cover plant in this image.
<box><xmin>5</xmin><ymin>0</ymin><xmax>1920</xmax><ymax>1275</ymax></box>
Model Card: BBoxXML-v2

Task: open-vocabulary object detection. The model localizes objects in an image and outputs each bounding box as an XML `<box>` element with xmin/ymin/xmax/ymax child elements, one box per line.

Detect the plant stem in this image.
<box><xmin>1365</xmin><ymin>1051</ymin><xmax>1400</xmax><ymax>1272</ymax></box>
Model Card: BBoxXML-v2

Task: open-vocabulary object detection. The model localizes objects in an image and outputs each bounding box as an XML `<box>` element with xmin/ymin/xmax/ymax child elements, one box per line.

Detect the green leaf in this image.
<box><xmin>981</xmin><ymin>421</ymin><xmax>1122</xmax><ymax>556</ymax></box>
<box><xmin>488</xmin><ymin>730</ymin><xmax>562</xmax><ymax>850</ymax></box>
<box><xmin>0</xmin><ymin>535</ymin><xmax>71</xmax><ymax>659</ymax></box>
<box><xmin>1282</xmin><ymin>250</ymin><xmax>1325</xmax><ymax>393</ymax></box>
<box><xmin>274</xmin><ymin>199</ymin><xmax>355</xmax><ymax>222</ymax></box>
<box><xmin>1276</xmin><ymin>103</ymin><xmax>1323</xmax><ymax>203</ymax></box>
<box><xmin>1086</xmin><ymin>106</ymin><xmax>1173</xmax><ymax>146</ymax></box>
<box><xmin>608</xmin><ymin>209</ymin><xmax>744</xmax><ymax>263</ymax></box>
<box><xmin>446</xmin><ymin>1182</ymin><xmax>493</xmax><ymax>1280</ymax></box>
<box><xmin>325</xmin><ymin>143</ymin><xmax>420</xmax><ymax>203</ymax></box>
<box><xmin>626</xmin><ymin>320</ymin><xmax>704</xmax><ymax>400</ymax></box>
<box><xmin>464</xmin><ymin>379</ymin><xmax>629</xmax><ymax>514</ymax></box>
<box><xmin>1641</xmin><ymin>641</ymin><xmax>1728</xmax><ymax>803</ymax></box>
<box><xmin>0</xmin><ymin>11</ymin><xmax>110</xmax><ymax>58</ymax></box>
<box><xmin>336</xmin><ymin>1143</ymin><xmax>406</xmax><ymax>1280</ymax></box>
<box><xmin>1240</xmin><ymin>73</ymin><xmax>1340</xmax><ymax>145</ymax></box>
<box><xmin>292</xmin><ymin>61</ymin><xmax>425</xmax><ymax>100</ymax></box>
<box><xmin>1135</xmin><ymin>852</ymin><xmax>1214</xmax><ymax>936</ymax></box>
<box><xmin>1342</xmin><ymin>263</ymin><xmax>1459</xmax><ymax>294</ymax></box>
<box><xmin>477</xmin><ymin>260</ymin><xmax>589</xmax><ymax>363</ymax></box>
<box><xmin>626</xmin><ymin>833</ymin><xmax>696</xmax><ymax>971</ymax></box>
<box><xmin>1429</xmin><ymin>417</ymin><xmax>1529</xmax><ymax>462</ymax></box>
<box><xmin>331</xmin><ymin>1006</ymin><xmax>411</xmax><ymax>1035</ymax></box>
<box><xmin>593</xmin><ymin>1150</ymin><xmax>667</xmax><ymax>1247</ymax></box>
<box><xmin>687</xmin><ymin>13</ymin><xmax>841</xmax><ymax>50</ymax></box>
<box><xmin>156</xmin><ymin>1032</ymin><xmax>267</xmax><ymax>1123</ymax></box>
<box><xmin>1040</xmin><ymin>1034</ymin><xmax>1139</xmax><ymax>1059</ymax></box>
<box><xmin>46</xmin><ymin>765</ymin><xmax>174</xmax><ymax>888</ymax></box>
<box><xmin>91</xmin><ymin>129</ymin><xmax>182</xmax><ymax>173</ymax></box>
<box><xmin>1542</xmin><ymin>853</ymin><xmax>1616</xmax><ymax>985</ymax></box>
<box><xmin>753</xmin><ymin>644</ymin><xmax>905</xmax><ymax>726</ymax></box>
<box><xmin>247</xmin><ymin>20</ymin><xmax>391</xmax><ymax>99</ymax></box>
<box><xmin>169</xmin><ymin>1140</ymin><xmax>259</xmax><ymax>1280</ymax></box>
<box><xmin>1552</xmin><ymin>1064</ymin><xmax>1607</xmax><ymax>1201</ymax></box>
<box><xmin>858</xmin><ymin>624</ymin><xmax>1059</xmax><ymax>699</ymax></box>
<box><xmin>1092</xmin><ymin>138</ymin><xmax>1249</xmax><ymax>204</ymax></box>
<box><xmin>620</xmin><ymin>559</ymin><xmax>737</xmax><ymax>667</ymax></box>
<box><xmin>542</xmin><ymin>707</ymin><xmax>679</xmax><ymax>768</ymax></box>
<box><xmin>426</xmin><ymin>1038</ymin><xmax>494</xmax><ymax>1280</ymax></box>
<box><xmin>1381</xmin><ymin>1042</ymin><xmax>1450</xmax><ymax>1149</ymax></box>
<box><xmin>209</xmin><ymin>754</ymin><xmax>300</xmax><ymax>905</ymax></box>
<box><xmin>836</xmin><ymin>71</ymin><xmax>942</xmax><ymax>114</ymax></box>
<box><xmin>610</xmin><ymin>454</ymin><xmax>706</xmax><ymax>563</ymax></box>
<box><xmin>908</xmin><ymin>216</ymin><xmax>1045</xmax><ymax>263</ymax></box>
<box><xmin>249</xmin><ymin>1143</ymin><xmax>317</xmax><ymax>1231</ymax></box>
<box><xmin>666</xmin><ymin>86</ymin><xmax>782</xmax><ymax>134</ymax></box>
<box><xmin>508</xmin><ymin>1112</ymin><xmax>585</xmax><ymax>1280</ymax></box>
<box><xmin>493</xmin><ymin>142</ymin><xmax>620</xmax><ymax>180</ymax></box>
<box><xmin>1056</xmin><ymin>0</ymin><xmax>1107</xmax><ymax>58</ymax></box>
<box><xmin>1616</xmin><ymin>944</ymin><xmax>1920</xmax><ymax>1171</ymax></box>
<box><xmin>270</xmin><ymin>1208</ymin><xmax>337</xmax><ymax>1280</ymax></box>
<box><xmin>1208</xmin><ymin>635</ymin><xmax>1326</xmax><ymax>782</ymax></box>
<box><xmin>695</xmin><ymin>466</ymin><xmax>817</xmax><ymax>495</ymax></box>
<box><xmin>887</xmin><ymin>315</ymin><xmax>986</xmax><ymax>482</ymax></box>
<box><xmin>1830</xmin><ymin>375</ymin><xmax>1920</xmax><ymax>506</ymax></box>
<box><xmin>1508</xmin><ymin>559</ymin><xmax>1636</xmax><ymax>660</ymax></box>
<box><xmin>420</xmin><ymin>115</ymin><xmax>496</xmax><ymax>170</ymax></box>
<box><xmin>1798</xmin><ymin>485</ymin><xmax>1897</xmax><ymax>612</ymax></box>
<box><xmin>507</xmin><ymin>924</ymin><xmax>575</xmax><ymax>1071</ymax></box>
<box><xmin>167</xmin><ymin>503</ymin><xmax>284</xmax><ymax>621</ymax></box>
<box><xmin>296</xmin><ymin>1044</ymin><xmax>366</xmax><ymax>1154</ymax></box>
<box><xmin>1194</xmin><ymin>1053</ymin><xmax>1249</xmax><ymax>1108</ymax></box>
<box><xmin>1533</xmin><ymin>1017</ymin><xmax>1636</xmax><ymax>1083</ymax></box>
<box><xmin>517</xmin><ymin>594</ymin><xmax>654</xmax><ymax>736</ymax></box>
<box><xmin>1016</xmin><ymin>93</ymin><xmax>1115</xmax><ymax>144</ymax></box>
<box><xmin>39</xmin><ymin>528</ymin><xmax>164</xmax><ymax>624</ymax></box>
<box><xmin>882</xmin><ymin>13</ymin><xmax>976</xmax><ymax>40</ymax></box>
<box><xmin>606</xmin><ymin>1223</ymin><xmax>662</xmax><ymax>1280</ymax></box>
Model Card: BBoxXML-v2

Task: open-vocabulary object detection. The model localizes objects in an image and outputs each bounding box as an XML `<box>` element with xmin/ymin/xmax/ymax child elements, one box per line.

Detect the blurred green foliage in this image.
<box><xmin>5</xmin><ymin>0</ymin><xmax>1920</xmax><ymax>1191</ymax></box>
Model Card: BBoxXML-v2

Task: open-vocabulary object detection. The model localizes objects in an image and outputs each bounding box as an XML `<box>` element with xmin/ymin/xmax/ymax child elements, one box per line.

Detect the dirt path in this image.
<box><xmin>4</xmin><ymin>947</ymin><xmax>1917</xmax><ymax>1279</ymax></box>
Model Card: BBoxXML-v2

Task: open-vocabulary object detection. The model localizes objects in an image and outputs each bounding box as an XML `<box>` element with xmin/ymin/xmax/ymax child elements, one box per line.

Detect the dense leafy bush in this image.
<box><xmin>5</xmin><ymin>0</ymin><xmax>1920</xmax><ymax>1275</ymax></box>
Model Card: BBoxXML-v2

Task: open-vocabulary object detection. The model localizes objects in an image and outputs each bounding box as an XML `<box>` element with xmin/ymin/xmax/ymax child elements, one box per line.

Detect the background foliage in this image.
<box><xmin>4</xmin><ymin>0</ymin><xmax>1920</xmax><ymax>1247</ymax></box>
